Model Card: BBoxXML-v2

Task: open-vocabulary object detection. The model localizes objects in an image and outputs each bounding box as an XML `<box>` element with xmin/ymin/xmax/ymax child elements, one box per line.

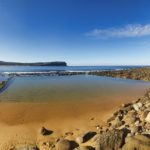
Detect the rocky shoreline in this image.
<box><xmin>90</xmin><ymin>67</ymin><xmax>150</xmax><ymax>81</ymax></box>
<box><xmin>2</xmin><ymin>67</ymin><xmax>150</xmax><ymax>81</ymax></box>
<box><xmin>9</xmin><ymin>90</ymin><xmax>150</xmax><ymax>150</ymax></box>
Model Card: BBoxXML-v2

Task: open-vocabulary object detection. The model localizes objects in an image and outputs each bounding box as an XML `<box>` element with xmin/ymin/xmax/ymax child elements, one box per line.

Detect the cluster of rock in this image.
<box><xmin>90</xmin><ymin>67</ymin><xmax>150</xmax><ymax>81</ymax></box>
<box><xmin>11</xmin><ymin>90</ymin><xmax>150</xmax><ymax>150</ymax></box>
<box><xmin>4</xmin><ymin>71</ymin><xmax>87</xmax><ymax>77</ymax></box>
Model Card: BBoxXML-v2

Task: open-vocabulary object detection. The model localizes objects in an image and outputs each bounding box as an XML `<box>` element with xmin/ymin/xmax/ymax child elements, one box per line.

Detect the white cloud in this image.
<box><xmin>86</xmin><ymin>24</ymin><xmax>150</xmax><ymax>38</ymax></box>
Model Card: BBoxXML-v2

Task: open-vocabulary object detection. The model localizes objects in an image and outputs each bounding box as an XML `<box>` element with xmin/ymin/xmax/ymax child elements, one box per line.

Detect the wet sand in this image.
<box><xmin>0</xmin><ymin>89</ymin><xmax>148</xmax><ymax>149</ymax></box>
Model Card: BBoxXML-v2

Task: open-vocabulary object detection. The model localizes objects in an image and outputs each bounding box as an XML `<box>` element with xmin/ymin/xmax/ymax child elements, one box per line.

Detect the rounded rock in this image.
<box><xmin>56</xmin><ymin>139</ymin><xmax>71</xmax><ymax>150</ymax></box>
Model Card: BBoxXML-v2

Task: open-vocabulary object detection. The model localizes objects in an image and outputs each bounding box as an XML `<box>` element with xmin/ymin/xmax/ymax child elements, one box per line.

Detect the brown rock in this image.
<box><xmin>15</xmin><ymin>145</ymin><xmax>39</xmax><ymax>150</ymax></box>
<box><xmin>94</xmin><ymin>129</ymin><xmax>127</xmax><ymax>150</ymax></box>
<box><xmin>56</xmin><ymin>139</ymin><xmax>71</xmax><ymax>150</ymax></box>
<box><xmin>56</xmin><ymin>139</ymin><xmax>78</xmax><ymax>150</ymax></box>
<box><xmin>122</xmin><ymin>134</ymin><xmax>150</xmax><ymax>150</ymax></box>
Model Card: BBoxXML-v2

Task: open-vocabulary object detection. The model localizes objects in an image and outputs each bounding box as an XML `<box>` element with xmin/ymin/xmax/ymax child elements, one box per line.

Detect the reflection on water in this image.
<box><xmin>0</xmin><ymin>75</ymin><xmax>150</xmax><ymax>103</ymax></box>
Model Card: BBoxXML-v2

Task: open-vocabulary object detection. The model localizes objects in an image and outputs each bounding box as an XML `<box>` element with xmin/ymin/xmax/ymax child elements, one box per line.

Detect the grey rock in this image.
<box><xmin>94</xmin><ymin>129</ymin><xmax>127</xmax><ymax>150</ymax></box>
<box><xmin>133</xmin><ymin>102</ymin><xmax>142</xmax><ymax>111</ymax></box>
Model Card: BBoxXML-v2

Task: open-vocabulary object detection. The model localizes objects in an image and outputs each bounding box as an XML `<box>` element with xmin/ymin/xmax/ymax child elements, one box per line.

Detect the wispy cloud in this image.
<box><xmin>86</xmin><ymin>24</ymin><xmax>150</xmax><ymax>38</ymax></box>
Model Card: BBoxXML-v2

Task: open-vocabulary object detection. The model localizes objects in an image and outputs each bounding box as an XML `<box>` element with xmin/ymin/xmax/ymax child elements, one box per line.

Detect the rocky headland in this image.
<box><xmin>0</xmin><ymin>61</ymin><xmax>67</xmax><ymax>66</ymax></box>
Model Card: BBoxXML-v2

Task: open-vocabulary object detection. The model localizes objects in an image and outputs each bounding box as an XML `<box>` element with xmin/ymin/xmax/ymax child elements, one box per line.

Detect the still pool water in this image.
<box><xmin>0</xmin><ymin>75</ymin><xmax>150</xmax><ymax>103</ymax></box>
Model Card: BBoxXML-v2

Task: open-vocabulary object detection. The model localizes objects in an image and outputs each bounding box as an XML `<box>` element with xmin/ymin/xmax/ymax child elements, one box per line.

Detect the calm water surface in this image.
<box><xmin>0</xmin><ymin>75</ymin><xmax>150</xmax><ymax>103</ymax></box>
<box><xmin>0</xmin><ymin>65</ymin><xmax>144</xmax><ymax>73</ymax></box>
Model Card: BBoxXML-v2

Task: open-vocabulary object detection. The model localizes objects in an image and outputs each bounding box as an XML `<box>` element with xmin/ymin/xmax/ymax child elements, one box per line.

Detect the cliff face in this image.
<box><xmin>0</xmin><ymin>61</ymin><xmax>67</xmax><ymax>66</ymax></box>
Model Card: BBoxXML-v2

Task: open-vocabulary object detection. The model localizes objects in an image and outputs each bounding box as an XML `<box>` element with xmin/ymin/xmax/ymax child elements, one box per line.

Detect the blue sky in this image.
<box><xmin>0</xmin><ymin>0</ymin><xmax>150</xmax><ymax>65</ymax></box>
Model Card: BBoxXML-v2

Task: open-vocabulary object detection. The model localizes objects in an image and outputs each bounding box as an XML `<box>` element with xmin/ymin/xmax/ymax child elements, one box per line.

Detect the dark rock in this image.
<box><xmin>65</xmin><ymin>132</ymin><xmax>74</xmax><ymax>136</ymax></box>
<box><xmin>40</xmin><ymin>127</ymin><xmax>53</xmax><ymax>136</ymax></box>
<box><xmin>76</xmin><ymin>146</ymin><xmax>95</xmax><ymax>150</ymax></box>
<box><xmin>76</xmin><ymin>131</ymin><xmax>97</xmax><ymax>143</ymax></box>
<box><xmin>122</xmin><ymin>103</ymin><xmax>132</xmax><ymax>108</ymax></box>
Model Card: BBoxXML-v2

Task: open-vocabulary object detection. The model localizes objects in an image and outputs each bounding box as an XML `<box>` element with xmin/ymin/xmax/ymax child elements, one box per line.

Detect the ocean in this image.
<box><xmin>0</xmin><ymin>65</ymin><xmax>143</xmax><ymax>74</ymax></box>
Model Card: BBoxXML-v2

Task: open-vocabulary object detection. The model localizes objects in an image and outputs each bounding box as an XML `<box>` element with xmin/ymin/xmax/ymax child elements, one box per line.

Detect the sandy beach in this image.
<box><xmin>0</xmin><ymin>88</ymin><xmax>147</xmax><ymax>150</ymax></box>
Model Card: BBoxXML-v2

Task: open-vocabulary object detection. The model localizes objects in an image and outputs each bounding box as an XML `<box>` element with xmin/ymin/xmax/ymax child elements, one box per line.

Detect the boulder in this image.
<box><xmin>133</xmin><ymin>102</ymin><xmax>142</xmax><ymax>111</ymax></box>
<box><xmin>56</xmin><ymin>139</ymin><xmax>71</xmax><ymax>150</ymax></box>
<box><xmin>122</xmin><ymin>134</ymin><xmax>150</xmax><ymax>150</ymax></box>
<box><xmin>145</xmin><ymin>102</ymin><xmax>150</xmax><ymax>108</ymax></box>
<box><xmin>56</xmin><ymin>139</ymin><xmax>78</xmax><ymax>150</ymax></box>
<box><xmin>94</xmin><ymin>129</ymin><xmax>127</xmax><ymax>150</ymax></box>
<box><xmin>130</xmin><ymin>125</ymin><xmax>141</xmax><ymax>135</ymax></box>
<box><xmin>111</xmin><ymin>118</ymin><xmax>124</xmax><ymax>128</ymax></box>
<box><xmin>124</xmin><ymin>112</ymin><xmax>137</xmax><ymax>125</ymax></box>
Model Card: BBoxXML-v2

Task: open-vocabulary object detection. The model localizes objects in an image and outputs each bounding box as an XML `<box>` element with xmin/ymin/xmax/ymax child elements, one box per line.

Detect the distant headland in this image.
<box><xmin>0</xmin><ymin>61</ymin><xmax>67</xmax><ymax>66</ymax></box>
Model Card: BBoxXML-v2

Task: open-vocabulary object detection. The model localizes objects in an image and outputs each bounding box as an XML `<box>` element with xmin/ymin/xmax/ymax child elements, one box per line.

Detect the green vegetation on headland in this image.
<box><xmin>0</xmin><ymin>61</ymin><xmax>67</xmax><ymax>66</ymax></box>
